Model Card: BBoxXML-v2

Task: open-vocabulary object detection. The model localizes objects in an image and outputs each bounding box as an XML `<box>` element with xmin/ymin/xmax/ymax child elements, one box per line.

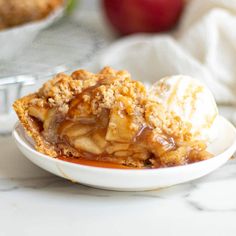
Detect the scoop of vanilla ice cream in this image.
<box><xmin>149</xmin><ymin>75</ymin><xmax>218</xmax><ymax>142</ymax></box>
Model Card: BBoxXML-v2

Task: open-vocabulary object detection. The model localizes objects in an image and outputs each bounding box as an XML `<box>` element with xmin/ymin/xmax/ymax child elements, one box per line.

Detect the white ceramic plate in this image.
<box><xmin>13</xmin><ymin>116</ymin><xmax>236</xmax><ymax>191</ymax></box>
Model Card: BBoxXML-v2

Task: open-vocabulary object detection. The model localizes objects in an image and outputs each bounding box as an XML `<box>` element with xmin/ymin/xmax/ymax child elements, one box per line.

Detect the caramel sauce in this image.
<box><xmin>57</xmin><ymin>156</ymin><xmax>134</xmax><ymax>169</ymax></box>
<box><xmin>189</xmin><ymin>86</ymin><xmax>203</xmax><ymax>118</ymax></box>
<box><xmin>167</xmin><ymin>78</ymin><xmax>181</xmax><ymax>106</ymax></box>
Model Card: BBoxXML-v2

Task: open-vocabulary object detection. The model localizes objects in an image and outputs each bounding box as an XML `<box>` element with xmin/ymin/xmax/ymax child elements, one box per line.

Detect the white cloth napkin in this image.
<box><xmin>88</xmin><ymin>0</ymin><xmax>236</xmax><ymax>105</ymax></box>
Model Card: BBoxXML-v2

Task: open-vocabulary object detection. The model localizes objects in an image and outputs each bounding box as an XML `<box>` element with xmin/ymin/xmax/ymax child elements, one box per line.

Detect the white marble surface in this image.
<box><xmin>1</xmin><ymin>135</ymin><xmax>236</xmax><ymax>236</ymax></box>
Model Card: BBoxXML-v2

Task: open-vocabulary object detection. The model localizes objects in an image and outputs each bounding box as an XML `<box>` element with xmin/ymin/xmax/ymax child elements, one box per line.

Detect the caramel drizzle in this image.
<box><xmin>167</xmin><ymin>78</ymin><xmax>181</xmax><ymax>106</ymax></box>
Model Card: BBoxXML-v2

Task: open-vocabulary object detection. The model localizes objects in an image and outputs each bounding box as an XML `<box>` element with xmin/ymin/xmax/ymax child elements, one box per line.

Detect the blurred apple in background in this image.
<box><xmin>102</xmin><ymin>0</ymin><xmax>185</xmax><ymax>35</ymax></box>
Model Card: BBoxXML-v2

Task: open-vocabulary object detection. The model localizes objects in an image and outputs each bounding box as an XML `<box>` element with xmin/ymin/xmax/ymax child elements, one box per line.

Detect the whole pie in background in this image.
<box><xmin>0</xmin><ymin>0</ymin><xmax>64</xmax><ymax>29</ymax></box>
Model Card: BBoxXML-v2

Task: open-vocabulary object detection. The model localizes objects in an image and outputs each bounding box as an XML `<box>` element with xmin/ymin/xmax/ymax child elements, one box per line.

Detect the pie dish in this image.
<box><xmin>0</xmin><ymin>0</ymin><xmax>63</xmax><ymax>30</ymax></box>
<box><xmin>0</xmin><ymin>0</ymin><xmax>64</xmax><ymax>61</ymax></box>
<box><xmin>13</xmin><ymin>67</ymin><xmax>217</xmax><ymax>169</ymax></box>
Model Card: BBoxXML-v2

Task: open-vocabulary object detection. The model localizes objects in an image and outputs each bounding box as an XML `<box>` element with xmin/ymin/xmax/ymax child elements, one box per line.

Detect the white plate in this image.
<box><xmin>12</xmin><ymin>116</ymin><xmax>236</xmax><ymax>191</ymax></box>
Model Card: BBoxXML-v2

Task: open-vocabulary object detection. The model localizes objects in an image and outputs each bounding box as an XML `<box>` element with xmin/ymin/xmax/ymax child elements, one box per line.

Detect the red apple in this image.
<box><xmin>102</xmin><ymin>0</ymin><xmax>185</xmax><ymax>35</ymax></box>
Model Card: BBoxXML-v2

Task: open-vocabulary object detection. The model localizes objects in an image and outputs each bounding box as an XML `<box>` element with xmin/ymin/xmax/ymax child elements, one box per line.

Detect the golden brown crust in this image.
<box><xmin>0</xmin><ymin>0</ymin><xmax>63</xmax><ymax>30</ymax></box>
<box><xmin>13</xmin><ymin>93</ymin><xmax>57</xmax><ymax>157</ymax></box>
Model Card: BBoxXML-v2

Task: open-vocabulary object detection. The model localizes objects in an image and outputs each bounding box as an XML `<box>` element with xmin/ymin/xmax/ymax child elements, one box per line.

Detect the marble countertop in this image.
<box><xmin>1</xmin><ymin>135</ymin><xmax>236</xmax><ymax>236</ymax></box>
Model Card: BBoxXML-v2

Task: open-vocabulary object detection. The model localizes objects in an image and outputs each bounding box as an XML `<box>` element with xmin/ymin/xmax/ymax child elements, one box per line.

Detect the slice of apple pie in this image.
<box><xmin>13</xmin><ymin>67</ymin><xmax>213</xmax><ymax>168</ymax></box>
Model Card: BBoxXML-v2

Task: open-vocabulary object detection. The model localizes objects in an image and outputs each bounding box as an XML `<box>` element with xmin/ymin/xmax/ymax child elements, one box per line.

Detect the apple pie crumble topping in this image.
<box><xmin>13</xmin><ymin>67</ymin><xmax>213</xmax><ymax>168</ymax></box>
